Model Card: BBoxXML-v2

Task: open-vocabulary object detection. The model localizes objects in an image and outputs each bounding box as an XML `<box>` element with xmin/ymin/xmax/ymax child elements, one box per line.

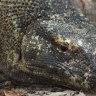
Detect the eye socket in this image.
<box><xmin>60</xmin><ymin>45</ymin><xmax>68</xmax><ymax>52</ymax></box>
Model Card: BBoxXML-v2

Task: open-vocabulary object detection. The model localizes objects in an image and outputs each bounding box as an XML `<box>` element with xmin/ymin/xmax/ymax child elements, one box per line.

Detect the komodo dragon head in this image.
<box><xmin>0</xmin><ymin>0</ymin><xmax>96</xmax><ymax>92</ymax></box>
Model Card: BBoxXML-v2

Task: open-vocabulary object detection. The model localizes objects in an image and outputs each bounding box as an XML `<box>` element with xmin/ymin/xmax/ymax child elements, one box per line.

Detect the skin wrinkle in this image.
<box><xmin>0</xmin><ymin>0</ymin><xmax>96</xmax><ymax>93</ymax></box>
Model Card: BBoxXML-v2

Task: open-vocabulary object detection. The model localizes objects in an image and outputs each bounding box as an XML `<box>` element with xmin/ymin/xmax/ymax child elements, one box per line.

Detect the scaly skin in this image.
<box><xmin>0</xmin><ymin>0</ymin><xmax>96</xmax><ymax>93</ymax></box>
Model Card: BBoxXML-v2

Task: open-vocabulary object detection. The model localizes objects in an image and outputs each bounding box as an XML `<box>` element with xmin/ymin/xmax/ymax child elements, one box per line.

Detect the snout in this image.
<box><xmin>69</xmin><ymin>27</ymin><xmax>96</xmax><ymax>92</ymax></box>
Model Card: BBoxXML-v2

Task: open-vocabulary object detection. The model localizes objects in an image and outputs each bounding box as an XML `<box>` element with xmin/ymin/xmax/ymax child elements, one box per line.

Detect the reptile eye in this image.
<box><xmin>60</xmin><ymin>45</ymin><xmax>68</xmax><ymax>52</ymax></box>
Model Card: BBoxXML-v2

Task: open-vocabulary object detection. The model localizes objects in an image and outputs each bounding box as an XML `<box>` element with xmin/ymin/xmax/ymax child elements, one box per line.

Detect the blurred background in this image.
<box><xmin>72</xmin><ymin>0</ymin><xmax>96</xmax><ymax>23</ymax></box>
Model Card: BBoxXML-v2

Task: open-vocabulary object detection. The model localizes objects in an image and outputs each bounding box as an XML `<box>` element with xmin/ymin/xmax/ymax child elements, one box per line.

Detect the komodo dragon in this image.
<box><xmin>0</xmin><ymin>0</ymin><xmax>96</xmax><ymax>93</ymax></box>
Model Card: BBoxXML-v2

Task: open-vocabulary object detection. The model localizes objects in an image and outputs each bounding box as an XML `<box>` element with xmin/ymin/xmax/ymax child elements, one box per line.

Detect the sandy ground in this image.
<box><xmin>17</xmin><ymin>89</ymin><xmax>96</xmax><ymax>96</ymax></box>
<box><xmin>25</xmin><ymin>90</ymin><xmax>96</xmax><ymax>96</ymax></box>
<box><xmin>1</xmin><ymin>86</ymin><xmax>95</xmax><ymax>96</ymax></box>
<box><xmin>0</xmin><ymin>82</ymin><xmax>96</xmax><ymax>96</ymax></box>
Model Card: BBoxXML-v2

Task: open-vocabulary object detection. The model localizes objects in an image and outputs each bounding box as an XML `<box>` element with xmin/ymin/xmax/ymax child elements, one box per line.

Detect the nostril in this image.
<box><xmin>60</xmin><ymin>45</ymin><xmax>68</xmax><ymax>52</ymax></box>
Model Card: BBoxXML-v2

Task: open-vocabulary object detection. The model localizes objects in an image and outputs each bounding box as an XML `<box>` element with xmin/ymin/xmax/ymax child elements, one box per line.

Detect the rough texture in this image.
<box><xmin>0</xmin><ymin>0</ymin><xmax>96</xmax><ymax>93</ymax></box>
